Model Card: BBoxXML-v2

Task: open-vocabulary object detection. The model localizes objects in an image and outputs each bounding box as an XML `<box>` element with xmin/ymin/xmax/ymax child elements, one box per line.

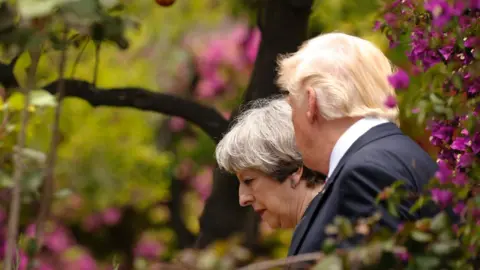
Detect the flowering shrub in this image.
<box><xmin>378</xmin><ymin>0</ymin><xmax>479</xmax><ymax>222</ymax></box>
<box><xmin>312</xmin><ymin>0</ymin><xmax>480</xmax><ymax>268</ymax></box>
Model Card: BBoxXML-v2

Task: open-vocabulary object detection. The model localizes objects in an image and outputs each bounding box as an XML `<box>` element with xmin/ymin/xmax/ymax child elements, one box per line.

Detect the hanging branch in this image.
<box><xmin>3</xmin><ymin>48</ymin><xmax>41</xmax><ymax>270</ymax></box>
<box><xmin>0</xmin><ymin>66</ymin><xmax>229</xmax><ymax>142</ymax></box>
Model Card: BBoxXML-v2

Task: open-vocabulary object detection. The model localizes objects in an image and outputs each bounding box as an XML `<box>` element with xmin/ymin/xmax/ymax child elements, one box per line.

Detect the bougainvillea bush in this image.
<box><xmin>305</xmin><ymin>0</ymin><xmax>480</xmax><ymax>269</ymax></box>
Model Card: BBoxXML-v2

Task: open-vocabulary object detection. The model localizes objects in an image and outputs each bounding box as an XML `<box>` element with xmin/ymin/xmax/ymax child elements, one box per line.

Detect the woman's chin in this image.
<box><xmin>263</xmin><ymin>218</ymin><xmax>280</xmax><ymax>230</ymax></box>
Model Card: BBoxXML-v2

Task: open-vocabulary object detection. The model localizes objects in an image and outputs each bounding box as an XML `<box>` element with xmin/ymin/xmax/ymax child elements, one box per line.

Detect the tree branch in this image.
<box><xmin>0</xmin><ymin>64</ymin><xmax>229</xmax><ymax>142</ymax></box>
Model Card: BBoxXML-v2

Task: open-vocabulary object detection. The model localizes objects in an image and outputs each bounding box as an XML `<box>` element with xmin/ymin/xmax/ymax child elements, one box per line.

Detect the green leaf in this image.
<box><xmin>54</xmin><ymin>188</ymin><xmax>73</xmax><ymax>199</ymax></box>
<box><xmin>430</xmin><ymin>212</ymin><xmax>450</xmax><ymax>233</ymax></box>
<box><xmin>60</xmin><ymin>0</ymin><xmax>100</xmax><ymax>23</ymax></box>
<box><xmin>387</xmin><ymin>199</ymin><xmax>399</xmax><ymax>217</ymax></box>
<box><xmin>17</xmin><ymin>0</ymin><xmax>79</xmax><ymax>19</ymax></box>
<box><xmin>30</xmin><ymin>89</ymin><xmax>57</xmax><ymax>107</ymax></box>
<box><xmin>99</xmin><ymin>0</ymin><xmax>118</xmax><ymax>9</ymax></box>
<box><xmin>18</xmin><ymin>147</ymin><xmax>46</xmax><ymax>164</ymax></box>
<box><xmin>429</xmin><ymin>92</ymin><xmax>445</xmax><ymax>105</ymax></box>
<box><xmin>391</xmin><ymin>180</ymin><xmax>405</xmax><ymax>189</ymax></box>
<box><xmin>5</xmin><ymin>90</ymin><xmax>56</xmax><ymax>111</ymax></box>
<box><xmin>411</xmin><ymin>230</ymin><xmax>433</xmax><ymax>242</ymax></box>
<box><xmin>452</xmin><ymin>74</ymin><xmax>463</xmax><ymax>90</ymax></box>
<box><xmin>444</xmin><ymin>108</ymin><xmax>454</xmax><ymax>120</ymax></box>
<box><xmin>0</xmin><ymin>170</ymin><xmax>13</xmax><ymax>188</ymax></box>
<box><xmin>313</xmin><ymin>254</ymin><xmax>342</xmax><ymax>270</ymax></box>
<box><xmin>409</xmin><ymin>196</ymin><xmax>426</xmax><ymax>214</ymax></box>
<box><xmin>432</xmin><ymin>104</ymin><xmax>445</xmax><ymax>114</ymax></box>
<box><xmin>334</xmin><ymin>217</ymin><xmax>354</xmax><ymax>238</ymax></box>
<box><xmin>415</xmin><ymin>255</ymin><xmax>441</xmax><ymax>270</ymax></box>
<box><xmin>6</xmin><ymin>92</ymin><xmax>25</xmax><ymax>111</ymax></box>
<box><xmin>432</xmin><ymin>240</ymin><xmax>459</xmax><ymax>255</ymax></box>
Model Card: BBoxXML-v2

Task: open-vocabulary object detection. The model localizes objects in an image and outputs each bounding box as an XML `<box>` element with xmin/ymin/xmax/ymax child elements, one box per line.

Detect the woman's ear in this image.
<box><xmin>290</xmin><ymin>167</ymin><xmax>303</xmax><ymax>189</ymax></box>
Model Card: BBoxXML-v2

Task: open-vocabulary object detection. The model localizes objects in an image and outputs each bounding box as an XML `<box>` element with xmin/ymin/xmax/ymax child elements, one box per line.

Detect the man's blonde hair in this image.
<box><xmin>277</xmin><ymin>32</ymin><xmax>399</xmax><ymax>124</ymax></box>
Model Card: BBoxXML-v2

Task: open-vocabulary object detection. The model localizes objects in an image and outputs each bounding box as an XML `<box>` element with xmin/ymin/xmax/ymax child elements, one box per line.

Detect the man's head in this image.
<box><xmin>276</xmin><ymin>32</ymin><xmax>399</xmax><ymax>172</ymax></box>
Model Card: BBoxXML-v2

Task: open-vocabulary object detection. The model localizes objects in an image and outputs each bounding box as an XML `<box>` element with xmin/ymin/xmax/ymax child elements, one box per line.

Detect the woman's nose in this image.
<box><xmin>239</xmin><ymin>194</ymin><xmax>253</xmax><ymax>207</ymax></box>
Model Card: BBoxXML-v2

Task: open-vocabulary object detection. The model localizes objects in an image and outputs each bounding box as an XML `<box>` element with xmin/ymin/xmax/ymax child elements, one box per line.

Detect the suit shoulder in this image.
<box><xmin>350</xmin><ymin>133</ymin><xmax>434</xmax><ymax>167</ymax></box>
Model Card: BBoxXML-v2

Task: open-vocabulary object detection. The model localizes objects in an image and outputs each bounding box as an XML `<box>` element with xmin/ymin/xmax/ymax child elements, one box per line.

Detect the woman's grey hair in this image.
<box><xmin>216</xmin><ymin>97</ymin><xmax>324</xmax><ymax>186</ymax></box>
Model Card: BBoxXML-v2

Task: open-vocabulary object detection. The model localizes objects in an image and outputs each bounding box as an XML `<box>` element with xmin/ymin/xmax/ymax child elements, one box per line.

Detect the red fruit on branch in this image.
<box><xmin>155</xmin><ymin>0</ymin><xmax>175</xmax><ymax>6</ymax></box>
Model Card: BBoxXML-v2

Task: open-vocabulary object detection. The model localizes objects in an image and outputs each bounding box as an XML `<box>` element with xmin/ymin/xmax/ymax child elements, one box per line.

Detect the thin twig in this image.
<box><xmin>3</xmin><ymin>48</ymin><xmax>41</xmax><ymax>270</ymax></box>
<box><xmin>70</xmin><ymin>37</ymin><xmax>90</xmax><ymax>77</ymax></box>
<box><xmin>29</xmin><ymin>26</ymin><xmax>69</xmax><ymax>269</ymax></box>
<box><xmin>237</xmin><ymin>252</ymin><xmax>324</xmax><ymax>270</ymax></box>
<box><xmin>92</xmin><ymin>41</ymin><xmax>100</xmax><ymax>86</ymax></box>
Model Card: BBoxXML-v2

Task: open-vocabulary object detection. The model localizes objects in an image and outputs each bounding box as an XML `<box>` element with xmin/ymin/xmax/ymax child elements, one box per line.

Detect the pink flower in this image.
<box><xmin>431</xmin><ymin>188</ymin><xmax>453</xmax><ymax>208</ymax></box>
<box><xmin>134</xmin><ymin>239</ymin><xmax>164</xmax><ymax>260</ymax></box>
<box><xmin>435</xmin><ymin>159</ymin><xmax>452</xmax><ymax>184</ymax></box>
<box><xmin>63</xmin><ymin>249</ymin><xmax>97</xmax><ymax>270</ymax></box>
<box><xmin>169</xmin><ymin>117</ymin><xmax>186</xmax><ymax>132</ymax></box>
<box><xmin>102</xmin><ymin>208</ymin><xmax>122</xmax><ymax>226</ymax></box>
<box><xmin>82</xmin><ymin>214</ymin><xmax>103</xmax><ymax>232</ymax></box>
<box><xmin>394</xmin><ymin>250</ymin><xmax>410</xmax><ymax>262</ymax></box>
<box><xmin>25</xmin><ymin>223</ymin><xmax>74</xmax><ymax>253</ymax></box>
<box><xmin>45</xmin><ymin>226</ymin><xmax>73</xmax><ymax>253</ymax></box>
<box><xmin>196</xmin><ymin>74</ymin><xmax>225</xmax><ymax>98</ymax></box>
<box><xmin>452</xmin><ymin>172</ymin><xmax>468</xmax><ymax>186</ymax></box>
<box><xmin>244</xmin><ymin>28</ymin><xmax>261</xmax><ymax>64</ymax></box>
<box><xmin>453</xmin><ymin>202</ymin><xmax>466</xmax><ymax>215</ymax></box>
<box><xmin>190</xmin><ymin>166</ymin><xmax>214</xmax><ymax>201</ymax></box>
<box><xmin>387</xmin><ymin>69</ymin><xmax>410</xmax><ymax>89</ymax></box>
<box><xmin>384</xmin><ymin>95</ymin><xmax>397</xmax><ymax>108</ymax></box>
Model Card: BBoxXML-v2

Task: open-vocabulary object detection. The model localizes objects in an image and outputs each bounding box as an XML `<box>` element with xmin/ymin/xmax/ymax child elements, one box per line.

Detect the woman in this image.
<box><xmin>215</xmin><ymin>97</ymin><xmax>325</xmax><ymax>230</ymax></box>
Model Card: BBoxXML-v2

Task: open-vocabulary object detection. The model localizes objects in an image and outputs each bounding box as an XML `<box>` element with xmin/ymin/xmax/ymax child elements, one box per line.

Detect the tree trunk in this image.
<box><xmin>195</xmin><ymin>0</ymin><xmax>314</xmax><ymax>250</ymax></box>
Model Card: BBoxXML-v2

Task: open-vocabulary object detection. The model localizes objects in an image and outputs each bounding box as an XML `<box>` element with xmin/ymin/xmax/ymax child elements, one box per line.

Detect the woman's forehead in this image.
<box><xmin>236</xmin><ymin>168</ymin><xmax>266</xmax><ymax>179</ymax></box>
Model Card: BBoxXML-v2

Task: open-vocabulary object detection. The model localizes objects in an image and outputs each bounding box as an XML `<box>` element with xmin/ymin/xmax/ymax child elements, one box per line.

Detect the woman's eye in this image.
<box><xmin>244</xmin><ymin>178</ymin><xmax>254</xmax><ymax>185</ymax></box>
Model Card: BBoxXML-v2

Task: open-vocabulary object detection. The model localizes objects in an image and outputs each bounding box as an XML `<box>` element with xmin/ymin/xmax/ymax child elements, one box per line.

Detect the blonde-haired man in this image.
<box><xmin>277</xmin><ymin>33</ymin><xmax>439</xmax><ymax>256</ymax></box>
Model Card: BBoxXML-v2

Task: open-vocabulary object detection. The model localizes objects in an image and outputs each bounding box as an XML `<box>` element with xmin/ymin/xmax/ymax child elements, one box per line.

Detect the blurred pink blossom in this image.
<box><xmin>245</xmin><ymin>28</ymin><xmax>261</xmax><ymax>63</ymax></box>
<box><xmin>196</xmin><ymin>74</ymin><xmax>226</xmax><ymax>98</ymax></box>
<box><xmin>187</xmin><ymin>23</ymin><xmax>261</xmax><ymax>99</ymax></box>
<box><xmin>169</xmin><ymin>117</ymin><xmax>187</xmax><ymax>132</ymax></box>
<box><xmin>190</xmin><ymin>166</ymin><xmax>214</xmax><ymax>201</ymax></box>
<box><xmin>175</xmin><ymin>159</ymin><xmax>194</xmax><ymax>179</ymax></box>
<box><xmin>0</xmin><ymin>208</ymin><xmax>5</xmax><ymax>224</ymax></box>
<box><xmin>26</xmin><ymin>223</ymin><xmax>74</xmax><ymax>253</ymax></box>
<box><xmin>62</xmin><ymin>248</ymin><xmax>97</xmax><ymax>270</ymax></box>
<box><xmin>102</xmin><ymin>208</ymin><xmax>122</xmax><ymax>226</ymax></box>
<box><xmin>82</xmin><ymin>214</ymin><xmax>103</xmax><ymax>232</ymax></box>
<box><xmin>134</xmin><ymin>239</ymin><xmax>165</xmax><ymax>260</ymax></box>
<box><xmin>220</xmin><ymin>110</ymin><xmax>232</xmax><ymax>119</ymax></box>
<box><xmin>46</xmin><ymin>227</ymin><xmax>73</xmax><ymax>253</ymax></box>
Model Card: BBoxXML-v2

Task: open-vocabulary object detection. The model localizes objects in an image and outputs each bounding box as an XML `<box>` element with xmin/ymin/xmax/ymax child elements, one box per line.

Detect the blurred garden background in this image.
<box><xmin>0</xmin><ymin>0</ymin><xmax>478</xmax><ymax>269</ymax></box>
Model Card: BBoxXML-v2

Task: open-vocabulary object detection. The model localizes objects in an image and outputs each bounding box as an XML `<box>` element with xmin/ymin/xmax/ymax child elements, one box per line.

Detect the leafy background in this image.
<box><xmin>0</xmin><ymin>0</ymin><xmax>477</xmax><ymax>269</ymax></box>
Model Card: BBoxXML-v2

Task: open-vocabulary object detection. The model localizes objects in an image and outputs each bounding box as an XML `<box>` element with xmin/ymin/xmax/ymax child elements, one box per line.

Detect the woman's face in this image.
<box><xmin>236</xmin><ymin>169</ymin><xmax>298</xmax><ymax>229</ymax></box>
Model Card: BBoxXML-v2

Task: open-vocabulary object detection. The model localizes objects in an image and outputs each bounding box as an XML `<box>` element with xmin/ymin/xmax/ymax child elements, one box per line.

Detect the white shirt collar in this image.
<box><xmin>327</xmin><ymin>117</ymin><xmax>389</xmax><ymax>178</ymax></box>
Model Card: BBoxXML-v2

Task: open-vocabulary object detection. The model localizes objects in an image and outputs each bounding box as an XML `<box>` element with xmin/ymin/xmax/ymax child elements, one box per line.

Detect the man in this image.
<box><xmin>276</xmin><ymin>33</ymin><xmax>439</xmax><ymax>256</ymax></box>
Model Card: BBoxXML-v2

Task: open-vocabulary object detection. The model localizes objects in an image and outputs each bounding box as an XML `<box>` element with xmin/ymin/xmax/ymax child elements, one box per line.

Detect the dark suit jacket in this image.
<box><xmin>288</xmin><ymin>122</ymin><xmax>439</xmax><ymax>258</ymax></box>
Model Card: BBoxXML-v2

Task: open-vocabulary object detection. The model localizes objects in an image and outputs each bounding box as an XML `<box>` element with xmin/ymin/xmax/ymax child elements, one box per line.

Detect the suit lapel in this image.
<box><xmin>288</xmin><ymin>123</ymin><xmax>402</xmax><ymax>255</ymax></box>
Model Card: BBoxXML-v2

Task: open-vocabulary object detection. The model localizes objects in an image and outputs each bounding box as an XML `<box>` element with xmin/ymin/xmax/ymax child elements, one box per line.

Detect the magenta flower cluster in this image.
<box><xmin>184</xmin><ymin>24</ymin><xmax>261</xmax><ymax>99</ymax></box>
<box><xmin>378</xmin><ymin>0</ymin><xmax>479</xmax><ymax>224</ymax></box>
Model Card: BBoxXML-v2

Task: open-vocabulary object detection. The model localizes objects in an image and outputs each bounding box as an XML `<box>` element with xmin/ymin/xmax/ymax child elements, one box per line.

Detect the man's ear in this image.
<box><xmin>306</xmin><ymin>87</ymin><xmax>317</xmax><ymax>124</ymax></box>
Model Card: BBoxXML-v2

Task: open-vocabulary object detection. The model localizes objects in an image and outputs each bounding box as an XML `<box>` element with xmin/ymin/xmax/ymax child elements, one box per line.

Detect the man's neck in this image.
<box><xmin>309</xmin><ymin>117</ymin><xmax>362</xmax><ymax>175</ymax></box>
